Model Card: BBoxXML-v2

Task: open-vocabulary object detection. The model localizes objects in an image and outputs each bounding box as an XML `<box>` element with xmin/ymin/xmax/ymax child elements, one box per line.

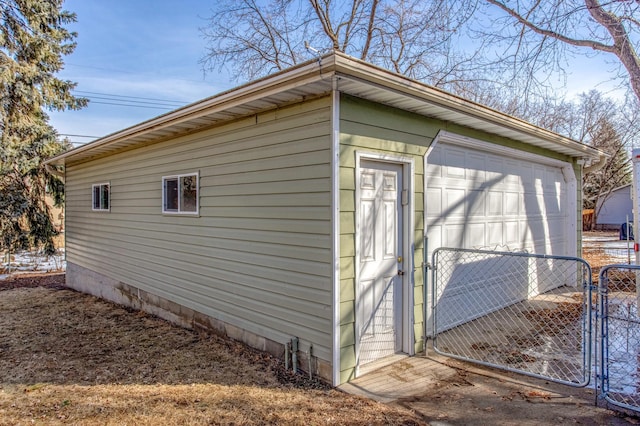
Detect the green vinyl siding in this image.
<box><xmin>337</xmin><ymin>94</ymin><xmax>580</xmax><ymax>383</ymax></box>
<box><xmin>65</xmin><ymin>96</ymin><xmax>334</xmax><ymax>363</ymax></box>
<box><xmin>338</xmin><ymin>95</ymin><xmax>431</xmax><ymax>382</ymax></box>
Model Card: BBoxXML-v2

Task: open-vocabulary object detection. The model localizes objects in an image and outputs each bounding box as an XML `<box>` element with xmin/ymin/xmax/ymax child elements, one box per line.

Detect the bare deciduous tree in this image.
<box><xmin>481</xmin><ymin>0</ymin><xmax>640</xmax><ymax>102</ymax></box>
<box><xmin>564</xmin><ymin>91</ymin><xmax>633</xmax><ymax>227</ymax></box>
<box><xmin>200</xmin><ymin>0</ymin><xmax>479</xmax><ymax>84</ymax></box>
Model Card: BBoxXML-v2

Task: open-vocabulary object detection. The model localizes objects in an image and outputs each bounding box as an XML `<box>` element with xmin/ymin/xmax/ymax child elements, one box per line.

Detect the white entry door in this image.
<box><xmin>357</xmin><ymin>160</ymin><xmax>404</xmax><ymax>368</ymax></box>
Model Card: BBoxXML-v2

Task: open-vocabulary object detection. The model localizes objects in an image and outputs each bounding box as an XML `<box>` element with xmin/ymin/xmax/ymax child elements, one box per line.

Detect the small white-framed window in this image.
<box><xmin>162</xmin><ymin>172</ymin><xmax>199</xmax><ymax>215</ymax></box>
<box><xmin>92</xmin><ymin>183</ymin><xmax>110</xmax><ymax>211</ymax></box>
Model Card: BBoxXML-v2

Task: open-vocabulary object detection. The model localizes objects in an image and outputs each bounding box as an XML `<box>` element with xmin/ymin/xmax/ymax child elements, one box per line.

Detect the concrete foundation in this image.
<box><xmin>66</xmin><ymin>262</ymin><xmax>332</xmax><ymax>383</ymax></box>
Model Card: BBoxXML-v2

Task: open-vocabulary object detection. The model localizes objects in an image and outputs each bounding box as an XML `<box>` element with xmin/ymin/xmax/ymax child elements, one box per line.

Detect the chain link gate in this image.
<box><xmin>599</xmin><ymin>264</ymin><xmax>640</xmax><ymax>412</ymax></box>
<box><xmin>431</xmin><ymin>247</ymin><xmax>592</xmax><ymax>387</ymax></box>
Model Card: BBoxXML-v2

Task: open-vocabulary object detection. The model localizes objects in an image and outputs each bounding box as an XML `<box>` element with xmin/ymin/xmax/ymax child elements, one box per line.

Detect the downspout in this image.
<box><xmin>582</xmin><ymin>153</ymin><xmax>607</xmax><ymax>174</ymax></box>
<box><xmin>330</xmin><ymin>76</ymin><xmax>341</xmax><ymax>386</ymax></box>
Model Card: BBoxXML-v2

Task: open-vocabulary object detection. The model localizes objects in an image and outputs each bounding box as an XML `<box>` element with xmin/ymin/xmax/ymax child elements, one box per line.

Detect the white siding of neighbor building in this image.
<box><xmin>64</xmin><ymin>97</ymin><xmax>334</xmax><ymax>362</ymax></box>
<box><xmin>596</xmin><ymin>185</ymin><xmax>633</xmax><ymax>227</ymax></box>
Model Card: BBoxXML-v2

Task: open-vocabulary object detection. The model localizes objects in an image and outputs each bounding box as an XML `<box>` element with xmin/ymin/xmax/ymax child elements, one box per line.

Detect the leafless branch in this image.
<box><xmin>483</xmin><ymin>0</ymin><xmax>640</xmax><ymax>102</ymax></box>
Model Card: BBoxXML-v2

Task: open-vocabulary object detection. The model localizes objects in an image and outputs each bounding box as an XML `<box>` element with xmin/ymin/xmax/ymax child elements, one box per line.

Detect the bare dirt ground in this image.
<box><xmin>583</xmin><ymin>230</ymin><xmax>632</xmax><ymax>283</ymax></box>
<box><xmin>0</xmin><ymin>272</ymin><xmax>638</xmax><ymax>425</ymax></box>
<box><xmin>0</xmin><ymin>274</ymin><xmax>421</xmax><ymax>425</ymax></box>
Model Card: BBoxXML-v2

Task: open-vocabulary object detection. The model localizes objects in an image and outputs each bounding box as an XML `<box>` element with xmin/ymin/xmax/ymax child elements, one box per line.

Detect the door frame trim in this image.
<box><xmin>354</xmin><ymin>151</ymin><xmax>415</xmax><ymax>376</ymax></box>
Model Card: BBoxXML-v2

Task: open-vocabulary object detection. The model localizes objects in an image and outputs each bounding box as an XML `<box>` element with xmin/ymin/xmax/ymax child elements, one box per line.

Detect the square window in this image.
<box><xmin>163</xmin><ymin>173</ymin><xmax>198</xmax><ymax>214</ymax></box>
<box><xmin>92</xmin><ymin>183</ymin><xmax>110</xmax><ymax>211</ymax></box>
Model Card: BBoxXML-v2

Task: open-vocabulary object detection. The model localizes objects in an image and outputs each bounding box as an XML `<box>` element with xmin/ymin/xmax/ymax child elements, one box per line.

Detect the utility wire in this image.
<box><xmin>71</xmin><ymin>91</ymin><xmax>191</xmax><ymax>110</ymax></box>
<box><xmin>86</xmin><ymin>96</ymin><xmax>180</xmax><ymax>108</ymax></box>
<box><xmin>73</xmin><ymin>90</ymin><xmax>188</xmax><ymax>105</ymax></box>
<box><xmin>59</xmin><ymin>133</ymin><xmax>101</xmax><ymax>138</ymax></box>
<box><xmin>58</xmin><ymin>92</ymin><xmax>195</xmax><ymax>144</ymax></box>
<box><xmin>87</xmin><ymin>100</ymin><xmax>175</xmax><ymax>110</ymax></box>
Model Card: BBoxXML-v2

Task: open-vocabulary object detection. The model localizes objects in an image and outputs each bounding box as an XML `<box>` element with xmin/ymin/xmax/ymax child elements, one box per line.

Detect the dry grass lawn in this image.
<box><xmin>0</xmin><ymin>274</ymin><xmax>423</xmax><ymax>425</ymax></box>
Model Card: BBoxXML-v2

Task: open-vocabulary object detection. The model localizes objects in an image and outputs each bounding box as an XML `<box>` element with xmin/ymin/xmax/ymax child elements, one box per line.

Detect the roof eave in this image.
<box><xmin>47</xmin><ymin>52</ymin><xmax>603</xmax><ymax>166</ymax></box>
<box><xmin>330</xmin><ymin>53</ymin><xmax>602</xmax><ymax>162</ymax></box>
<box><xmin>47</xmin><ymin>54</ymin><xmax>340</xmax><ymax>166</ymax></box>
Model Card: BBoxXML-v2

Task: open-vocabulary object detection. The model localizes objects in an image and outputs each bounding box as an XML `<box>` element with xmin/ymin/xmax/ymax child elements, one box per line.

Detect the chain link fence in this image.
<box><xmin>599</xmin><ymin>264</ymin><xmax>640</xmax><ymax>412</ymax></box>
<box><xmin>432</xmin><ymin>248</ymin><xmax>592</xmax><ymax>387</ymax></box>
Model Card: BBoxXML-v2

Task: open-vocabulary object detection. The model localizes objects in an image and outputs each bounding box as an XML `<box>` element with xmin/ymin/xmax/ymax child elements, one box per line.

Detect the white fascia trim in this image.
<box><xmin>331</xmin><ymin>80</ymin><xmax>341</xmax><ymax>387</ymax></box>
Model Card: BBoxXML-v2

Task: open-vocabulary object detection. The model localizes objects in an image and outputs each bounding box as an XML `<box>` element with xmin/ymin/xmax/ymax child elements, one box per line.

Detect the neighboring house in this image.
<box><xmin>46</xmin><ymin>53</ymin><xmax>603</xmax><ymax>386</ymax></box>
<box><xmin>595</xmin><ymin>184</ymin><xmax>633</xmax><ymax>230</ymax></box>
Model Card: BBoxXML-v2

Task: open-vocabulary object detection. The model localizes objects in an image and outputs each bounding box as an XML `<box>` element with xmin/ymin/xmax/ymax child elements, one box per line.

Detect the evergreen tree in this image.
<box><xmin>582</xmin><ymin>119</ymin><xmax>632</xmax><ymax>228</ymax></box>
<box><xmin>0</xmin><ymin>0</ymin><xmax>86</xmax><ymax>255</ymax></box>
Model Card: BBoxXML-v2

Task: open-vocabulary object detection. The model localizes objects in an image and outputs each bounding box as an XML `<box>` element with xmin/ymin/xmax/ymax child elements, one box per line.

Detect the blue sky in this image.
<box><xmin>49</xmin><ymin>1</ymin><xmax>624</xmax><ymax>147</ymax></box>
<box><xmin>49</xmin><ymin>0</ymin><xmax>233</xmax><ymax>146</ymax></box>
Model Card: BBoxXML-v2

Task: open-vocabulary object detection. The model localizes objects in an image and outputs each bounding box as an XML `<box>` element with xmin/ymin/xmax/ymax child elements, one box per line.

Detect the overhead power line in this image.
<box><xmin>73</xmin><ymin>90</ymin><xmax>188</xmax><ymax>105</ymax></box>
<box><xmin>71</xmin><ymin>90</ymin><xmax>191</xmax><ymax>111</ymax></box>
<box><xmin>88</xmin><ymin>101</ymin><xmax>175</xmax><ymax>110</ymax></box>
<box><xmin>58</xmin><ymin>133</ymin><xmax>101</xmax><ymax>138</ymax></box>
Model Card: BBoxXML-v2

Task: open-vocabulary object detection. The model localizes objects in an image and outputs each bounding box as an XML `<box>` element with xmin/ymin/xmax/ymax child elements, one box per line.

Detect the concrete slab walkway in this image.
<box><xmin>339</xmin><ymin>353</ymin><xmax>462</xmax><ymax>403</ymax></box>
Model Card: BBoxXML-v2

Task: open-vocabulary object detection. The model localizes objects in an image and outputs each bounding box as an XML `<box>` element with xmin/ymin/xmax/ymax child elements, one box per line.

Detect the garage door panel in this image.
<box><xmin>444</xmin><ymin>225</ymin><xmax>464</xmax><ymax>247</ymax></box>
<box><xmin>467</xmin><ymin>154</ymin><xmax>486</xmax><ymax>182</ymax></box>
<box><xmin>426</xmin><ymin>187</ymin><xmax>442</xmax><ymax>216</ymax></box>
<box><xmin>429</xmin><ymin>225</ymin><xmax>442</xmax><ymax>249</ymax></box>
<box><xmin>486</xmin><ymin>157</ymin><xmax>505</xmax><ymax>181</ymax></box>
<box><xmin>534</xmin><ymin>165</ymin><xmax>546</xmax><ymax>184</ymax></box>
<box><xmin>525</xmin><ymin>218</ymin><xmax>546</xmax><ymax>240</ymax></box>
<box><xmin>504</xmin><ymin>162</ymin><xmax>521</xmax><ymax>185</ymax></box>
<box><xmin>467</xmin><ymin>190</ymin><xmax>485</xmax><ymax>216</ymax></box>
<box><xmin>488</xmin><ymin>191</ymin><xmax>502</xmax><ymax>216</ymax></box>
<box><xmin>504</xmin><ymin>221</ymin><xmax>519</xmax><ymax>246</ymax></box>
<box><xmin>446</xmin><ymin>189</ymin><xmax>465</xmax><ymax>217</ymax></box>
<box><xmin>487</xmin><ymin>222</ymin><xmax>503</xmax><ymax>246</ymax></box>
<box><xmin>427</xmin><ymin>142</ymin><xmax>569</xmax><ymax>257</ymax></box>
<box><xmin>522</xmin><ymin>192</ymin><xmax>542</xmax><ymax>215</ymax></box>
<box><xmin>467</xmin><ymin>223</ymin><xmax>486</xmax><ymax>247</ymax></box>
<box><xmin>504</xmin><ymin>192</ymin><xmax>519</xmax><ymax>215</ymax></box>
<box><xmin>445</xmin><ymin>148</ymin><xmax>466</xmax><ymax>178</ymax></box>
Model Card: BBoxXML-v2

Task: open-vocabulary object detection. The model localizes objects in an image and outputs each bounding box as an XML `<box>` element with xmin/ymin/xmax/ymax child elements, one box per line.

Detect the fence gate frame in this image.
<box><xmin>430</xmin><ymin>247</ymin><xmax>593</xmax><ymax>388</ymax></box>
<box><xmin>599</xmin><ymin>264</ymin><xmax>640</xmax><ymax>413</ymax></box>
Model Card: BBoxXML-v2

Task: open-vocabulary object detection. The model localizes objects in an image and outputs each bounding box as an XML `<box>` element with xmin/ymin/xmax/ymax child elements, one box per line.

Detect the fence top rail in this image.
<box><xmin>598</xmin><ymin>263</ymin><xmax>640</xmax><ymax>290</ymax></box>
<box><xmin>599</xmin><ymin>263</ymin><xmax>640</xmax><ymax>271</ymax></box>
<box><xmin>432</xmin><ymin>246</ymin><xmax>590</xmax><ymax>264</ymax></box>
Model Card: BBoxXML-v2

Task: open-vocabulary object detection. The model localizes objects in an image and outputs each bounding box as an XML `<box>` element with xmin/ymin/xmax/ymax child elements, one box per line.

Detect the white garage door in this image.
<box><xmin>426</xmin><ymin>141</ymin><xmax>573</xmax><ymax>258</ymax></box>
